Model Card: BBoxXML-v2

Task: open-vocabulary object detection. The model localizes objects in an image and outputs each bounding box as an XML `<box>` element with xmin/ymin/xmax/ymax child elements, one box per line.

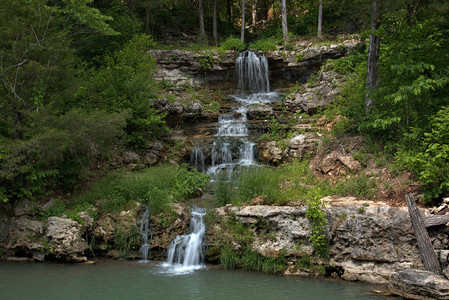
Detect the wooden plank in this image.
<box><xmin>424</xmin><ymin>215</ymin><xmax>449</xmax><ymax>228</ymax></box>
<box><xmin>405</xmin><ymin>194</ymin><xmax>442</xmax><ymax>275</ymax></box>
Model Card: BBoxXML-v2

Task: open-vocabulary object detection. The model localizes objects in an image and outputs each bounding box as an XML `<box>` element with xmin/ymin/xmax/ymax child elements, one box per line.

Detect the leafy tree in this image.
<box><xmin>73</xmin><ymin>34</ymin><xmax>167</xmax><ymax>149</ymax></box>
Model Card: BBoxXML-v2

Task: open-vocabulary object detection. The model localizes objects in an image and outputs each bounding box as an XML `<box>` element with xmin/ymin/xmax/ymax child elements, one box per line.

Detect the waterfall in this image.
<box><xmin>189</xmin><ymin>50</ymin><xmax>280</xmax><ymax>180</ymax></box>
<box><xmin>236</xmin><ymin>51</ymin><xmax>270</xmax><ymax>94</ymax></box>
<box><xmin>190</xmin><ymin>145</ymin><xmax>205</xmax><ymax>173</ymax></box>
<box><xmin>139</xmin><ymin>206</ymin><xmax>152</xmax><ymax>262</ymax></box>
<box><xmin>165</xmin><ymin>207</ymin><xmax>206</xmax><ymax>273</ymax></box>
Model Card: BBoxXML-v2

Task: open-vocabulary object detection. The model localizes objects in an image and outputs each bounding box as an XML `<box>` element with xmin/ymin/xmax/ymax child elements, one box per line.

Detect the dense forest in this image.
<box><xmin>1</xmin><ymin>0</ymin><xmax>449</xmax><ymax>207</ymax></box>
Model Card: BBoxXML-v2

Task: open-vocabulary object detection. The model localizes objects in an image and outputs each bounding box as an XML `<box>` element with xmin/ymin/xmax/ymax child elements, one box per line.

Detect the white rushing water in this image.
<box><xmin>190</xmin><ymin>51</ymin><xmax>281</xmax><ymax>179</ymax></box>
<box><xmin>139</xmin><ymin>206</ymin><xmax>152</xmax><ymax>262</ymax></box>
<box><xmin>164</xmin><ymin>207</ymin><xmax>206</xmax><ymax>274</ymax></box>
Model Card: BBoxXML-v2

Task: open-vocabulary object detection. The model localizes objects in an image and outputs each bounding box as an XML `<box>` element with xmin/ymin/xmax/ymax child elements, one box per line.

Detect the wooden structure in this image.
<box><xmin>405</xmin><ymin>193</ymin><xmax>442</xmax><ymax>275</ymax></box>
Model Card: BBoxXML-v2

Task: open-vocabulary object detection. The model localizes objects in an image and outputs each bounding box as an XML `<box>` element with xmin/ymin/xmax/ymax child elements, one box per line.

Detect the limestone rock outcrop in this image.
<box><xmin>208</xmin><ymin>199</ymin><xmax>449</xmax><ymax>285</ymax></box>
<box><xmin>258</xmin><ymin>134</ymin><xmax>320</xmax><ymax>165</ymax></box>
<box><xmin>389</xmin><ymin>269</ymin><xmax>449</xmax><ymax>299</ymax></box>
<box><xmin>284</xmin><ymin>71</ymin><xmax>343</xmax><ymax>114</ymax></box>
<box><xmin>46</xmin><ymin>217</ymin><xmax>88</xmax><ymax>262</ymax></box>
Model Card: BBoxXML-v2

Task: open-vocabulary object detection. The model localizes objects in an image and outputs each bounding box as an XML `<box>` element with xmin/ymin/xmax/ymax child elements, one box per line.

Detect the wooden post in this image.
<box><xmin>405</xmin><ymin>194</ymin><xmax>442</xmax><ymax>275</ymax></box>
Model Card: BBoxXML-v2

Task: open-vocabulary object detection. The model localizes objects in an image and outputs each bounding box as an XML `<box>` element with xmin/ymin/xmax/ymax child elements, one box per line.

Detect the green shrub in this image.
<box><xmin>221</xmin><ymin>37</ymin><xmax>246</xmax><ymax>52</ymax></box>
<box><xmin>220</xmin><ymin>246</ymin><xmax>239</xmax><ymax>270</ymax></box>
<box><xmin>214</xmin><ymin>167</ymin><xmax>283</xmax><ymax>206</ymax></box>
<box><xmin>305</xmin><ymin>193</ymin><xmax>329</xmax><ymax>258</ymax></box>
<box><xmin>78</xmin><ymin>165</ymin><xmax>209</xmax><ymax>213</ymax></box>
<box><xmin>248</xmin><ymin>38</ymin><xmax>277</xmax><ymax>52</ymax></box>
<box><xmin>397</xmin><ymin>106</ymin><xmax>449</xmax><ymax>200</ymax></box>
<box><xmin>335</xmin><ymin>173</ymin><xmax>378</xmax><ymax>199</ymax></box>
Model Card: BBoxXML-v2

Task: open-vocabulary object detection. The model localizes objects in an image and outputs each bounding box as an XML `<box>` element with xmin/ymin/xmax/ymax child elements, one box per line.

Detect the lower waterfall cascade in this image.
<box><xmin>164</xmin><ymin>207</ymin><xmax>206</xmax><ymax>273</ymax></box>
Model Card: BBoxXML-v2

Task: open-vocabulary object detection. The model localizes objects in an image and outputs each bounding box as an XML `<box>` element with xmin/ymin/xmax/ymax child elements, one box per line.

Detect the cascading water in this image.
<box><xmin>174</xmin><ymin>51</ymin><xmax>280</xmax><ymax>274</ymax></box>
<box><xmin>236</xmin><ymin>50</ymin><xmax>270</xmax><ymax>94</ymax></box>
<box><xmin>139</xmin><ymin>206</ymin><xmax>152</xmax><ymax>262</ymax></box>
<box><xmin>203</xmin><ymin>51</ymin><xmax>280</xmax><ymax>179</ymax></box>
<box><xmin>190</xmin><ymin>145</ymin><xmax>205</xmax><ymax>173</ymax></box>
<box><xmin>164</xmin><ymin>207</ymin><xmax>206</xmax><ymax>273</ymax></box>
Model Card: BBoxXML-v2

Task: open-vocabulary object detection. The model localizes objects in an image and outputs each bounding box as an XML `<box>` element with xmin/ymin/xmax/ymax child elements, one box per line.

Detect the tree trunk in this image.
<box><xmin>280</xmin><ymin>0</ymin><xmax>288</xmax><ymax>44</ymax></box>
<box><xmin>241</xmin><ymin>0</ymin><xmax>245</xmax><ymax>43</ymax></box>
<box><xmin>198</xmin><ymin>0</ymin><xmax>206</xmax><ymax>40</ymax></box>
<box><xmin>317</xmin><ymin>0</ymin><xmax>323</xmax><ymax>37</ymax></box>
<box><xmin>365</xmin><ymin>0</ymin><xmax>381</xmax><ymax>113</ymax></box>
<box><xmin>227</xmin><ymin>0</ymin><xmax>232</xmax><ymax>21</ymax></box>
<box><xmin>213</xmin><ymin>0</ymin><xmax>218</xmax><ymax>44</ymax></box>
<box><xmin>252</xmin><ymin>0</ymin><xmax>258</xmax><ymax>26</ymax></box>
<box><xmin>405</xmin><ymin>194</ymin><xmax>442</xmax><ymax>275</ymax></box>
<box><xmin>145</xmin><ymin>7</ymin><xmax>150</xmax><ymax>32</ymax></box>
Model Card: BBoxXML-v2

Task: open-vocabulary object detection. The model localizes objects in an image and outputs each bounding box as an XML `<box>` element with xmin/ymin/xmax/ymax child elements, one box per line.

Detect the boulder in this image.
<box><xmin>148</xmin><ymin>142</ymin><xmax>164</xmax><ymax>154</ymax></box>
<box><xmin>247</xmin><ymin>104</ymin><xmax>274</xmax><ymax>120</ymax></box>
<box><xmin>184</xmin><ymin>101</ymin><xmax>202</xmax><ymax>114</ymax></box>
<box><xmin>7</xmin><ymin>217</ymin><xmax>44</xmax><ymax>251</ymax></box>
<box><xmin>122</xmin><ymin>150</ymin><xmax>141</xmax><ymax>164</ymax></box>
<box><xmin>257</xmin><ymin>134</ymin><xmax>319</xmax><ymax>165</ymax></box>
<box><xmin>144</xmin><ymin>152</ymin><xmax>159</xmax><ymax>166</ymax></box>
<box><xmin>389</xmin><ymin>269</ymin><xmax>449</xmax><ymax>300</ymax></box>
<box><xmin>13</xmin><ymin>199</ymin><xmax>35</xmax><ymax>217</ymax></box>
<box><xmin>257</xmin><ymin>141</ymin><xmax>283</xmax><ymax>164</ymax></box>
<box><xmin>169</xmin><ymin>101</ymin><xmax>184</xmax><ymax>114</ymax></box>
<box><xmin>46</xmin><ymin>217</ymin><xmax>87</xmax><ymax>262</ymax></box>
<box><xmin>314</xmin><ymin>150</ymin><xmax>361</xmax><ymax>175</ymax></box>
<box><xmin>78</xmin><ymin>211</ymin><xmax>94</xmax><ymax>228</ymax></box>
<box><xmin>208</xmin><ymin>200</ymin><xmax>446</xmax><ymax>284</ymax></box>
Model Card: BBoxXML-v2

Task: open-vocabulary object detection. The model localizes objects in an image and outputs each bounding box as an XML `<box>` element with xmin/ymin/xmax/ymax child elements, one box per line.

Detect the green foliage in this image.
<box><xmin>221</xmin><ymin>37</ymin><xmax>246</xmax><ymax>52</ymax></box>
<box><xmin>397</xmin><ymin>107</ymin><xmax>449</xmax><ymax>200</ymax></box>
<box><xmin>40</xmin><ymin>199</ymin><xmax>67</xmax><ymax>220</ymax></box>
<box><xmin>0</xmin><ymin>109</ymin><xmax>127</xmax><ymax>202</ymax></box>
<box><xmin>248</xmin><ymin>38</ymin><xmax>278</xmax><ymax>52</ymax></box>
<box><xmin>113</xmin><ymin>224</ymin><xmax>140</xmax><ymax>257</ymax></box>
<box><xmin>74</xmin><ymin>1</ymin><xmax>143</xmax><ymax>62</ymax></box>
<box><xmin>219</xmin><ymin>217</ymin><xmax>287</xmax><ymax>274</ymax></box>
<box><xmin>335</xmin><ymin>173</ymin><xmax>378</xmax><ymax>199</ymax></box>
<box><xmin>214</xmin><ymin>167</ymin><xmax>283</xmax><ymax>206</ymax></box>
<box><xmin>220</xmin><ymin>246</ymin><xmax>239</xmax><ymax>270</ymax></box>
<box><xmin>78</xmin><ymin>165</ymin><xmax>209</xmax><ymax>213</ymax></box>
<box><xmin>258</xmin><ymin>117</ymin><xmax>288</xmax><ymax>142</ymax></box>
<box><xmin>197</xmin><ymin>52</ymin><xmax>215</xmax><ymax>70</ymax></box>
<box><xmin>305</xmin><ymin>194</ymin><xmax>329</xmax><ymax>258</ymax></box>
<box><xmin>58</xmin><ymin>0</ymin><xmax>118</xmax><ymax>36</ymax></box>
<box><xmin>73</xmin><ymin>34</ymin><xmax>167</xmax><ymax>149</ymax></box>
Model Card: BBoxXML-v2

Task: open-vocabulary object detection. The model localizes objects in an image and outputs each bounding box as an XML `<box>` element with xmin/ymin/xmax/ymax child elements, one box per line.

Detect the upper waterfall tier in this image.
<box><xmin>236</xmin><ymin>51</ymin><xmax>270</xmax><ymax>94</ymax></box>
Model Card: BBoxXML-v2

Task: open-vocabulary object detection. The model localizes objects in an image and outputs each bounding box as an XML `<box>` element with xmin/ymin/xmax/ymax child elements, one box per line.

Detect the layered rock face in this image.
<box><xmin>149</xmin><ymin>39</ymin><xmax>359</xmax><ymax>89</ymax></box>
<box><xmin>389</xmin><ymin>269</ymin><xmax>449</xmax><ymax>300</ymax></box>
<box><xmin>148</xmin><ymin>49</ymin><xmax>236</xmax><ymax>87</ymax></box>
<box><xmin>0</xmin><ymin>200</ymin><xmax>191</xmax><ymax>262</ymax></box>
<box><xmin>283</xmin><ymin>71</ymin><xmax>343</xmax><ymax>114</ymax></box>
<box><xmin>207</xmin><ymin>198</ymin><xmax>449</xmax><ymax>285</ymax></box>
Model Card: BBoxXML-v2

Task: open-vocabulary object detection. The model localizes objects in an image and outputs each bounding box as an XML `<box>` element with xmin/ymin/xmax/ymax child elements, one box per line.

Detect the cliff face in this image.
<box><xmin>207</xmin><ymin>197</ymin><xmax>449</xmax><ymax>285</ymax></box>
<box><xmin>148</xmin><ymin>38</ymin><xmax>359</xmax><ymax>89</ymax></box>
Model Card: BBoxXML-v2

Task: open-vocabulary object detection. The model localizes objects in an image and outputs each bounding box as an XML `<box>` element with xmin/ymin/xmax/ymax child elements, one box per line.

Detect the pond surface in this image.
<box><xmin>0</xmin><ymin>261</ymin><xmax>395</xmax><ymax>300</ymax></box>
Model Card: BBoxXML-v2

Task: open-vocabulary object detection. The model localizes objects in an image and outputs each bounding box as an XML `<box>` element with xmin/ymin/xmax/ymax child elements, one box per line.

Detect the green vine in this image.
<box><xmin>305</xmin><ymin>193</ymin><xmax>329</xmax><ymax>258</ymax></box>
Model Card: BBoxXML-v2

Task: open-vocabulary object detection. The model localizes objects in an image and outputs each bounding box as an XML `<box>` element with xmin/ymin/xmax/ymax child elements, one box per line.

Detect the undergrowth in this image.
<box><xmin>71</xmin><ymin>164</ymin><xmax>209</xmax><ymax>214</ymax></box>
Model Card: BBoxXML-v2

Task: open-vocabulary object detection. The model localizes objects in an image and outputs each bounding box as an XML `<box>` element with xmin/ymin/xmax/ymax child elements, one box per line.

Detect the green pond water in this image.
<box><xmin>0</xmin><ymin>261</ymin><xmax>395</xmax><ymax>300</ymax></box>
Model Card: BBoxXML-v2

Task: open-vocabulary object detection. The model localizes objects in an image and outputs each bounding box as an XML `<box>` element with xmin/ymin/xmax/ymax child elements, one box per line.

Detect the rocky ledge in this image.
<box><xmin>207</xmin><ymin>197</ymin><xmax>449</xmax><ymax>286</ymax></box>
<box><xmin>149</xmin><ymin>38</ymin><xmax>360</xmax><ymax>88</ymax></box>
<box><xmin>389</xmin><ymin>269</ymin><xmax>449</xmax><ymax>300</ymax></box>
